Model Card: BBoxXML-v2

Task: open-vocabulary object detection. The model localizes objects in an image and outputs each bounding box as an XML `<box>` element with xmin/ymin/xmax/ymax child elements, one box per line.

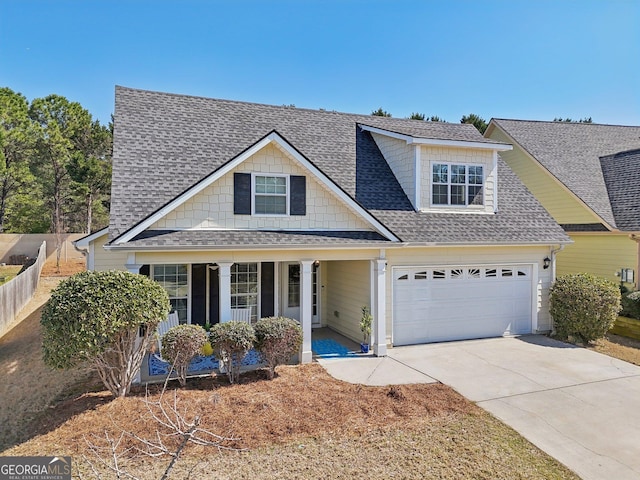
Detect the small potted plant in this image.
<box><xmin>360</xmin><ymin>305</ymin><xmax>372</xmax><ymax>353</ymax></box>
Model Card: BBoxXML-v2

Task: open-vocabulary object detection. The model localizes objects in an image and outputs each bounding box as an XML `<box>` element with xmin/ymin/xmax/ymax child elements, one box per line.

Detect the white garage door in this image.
<box><xmin>393</xmin><ymin>265</ymin><xmax>533</xmax><ymax>346</ymax></box>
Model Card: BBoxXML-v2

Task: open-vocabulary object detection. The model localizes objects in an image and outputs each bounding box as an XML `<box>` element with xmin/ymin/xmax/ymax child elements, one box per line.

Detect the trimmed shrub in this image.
<box><xmin>161</xmin><ymin>324</ymin><xmax>208</xmax><ymax>386</ymax></box>
<box><xmin>621</xmin><ymin>291</ymin><xmax>640</xmax><ymax>320</ymax></box>
<box><xmin>209</xmin><ymin>321</ymin><xmax>255</xmax><ymax>384</ymax></box>
<box><xmin>550</xmin><ymin>273</ymin><xmax>621</xmax><ymax>344</ymax></box>
<box><xmin>254</xmin><ymin>317</ymin><xmax>303</xmax><ymax>379</ymax></box>
<box><xmin>41</xmin><ymin>270</ymin><xmax>171</xmax><ymax>397</ymax></box>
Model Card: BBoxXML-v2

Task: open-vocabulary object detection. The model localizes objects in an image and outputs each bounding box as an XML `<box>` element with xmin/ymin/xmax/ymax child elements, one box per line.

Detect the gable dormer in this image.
<box><xmin>361</xmin><ymin>125</ymin><xmax>512</xmax><ymax>214</ymax></box>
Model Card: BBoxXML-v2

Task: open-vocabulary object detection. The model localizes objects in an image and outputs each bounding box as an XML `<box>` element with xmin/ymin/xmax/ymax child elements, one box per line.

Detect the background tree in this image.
<box><xmin>41</xmin><ymin>270</ymin><xmax>171</xmax><ymax>398</ymax></box>
<box><xmin>66</xmin><ymin>119</ymin><xmax>112</xmax><ymax>233</ymax></box>
<box><xmin>371</xmin><ymin>107</ymin><xmax>392</xmax><ymax>117</ymax></box>
<box><xmin>460</xmin><ymin>113</ymin><xmax>488</xmax><ymax>134</ymax></box>
<box><xmin>409</xmin><ymin>113</ymin><xmax>446</xmax><ymax>122</ymax></box>
<box><xmin>29</xmin><ymin>95</ymin><xmax>96</xmax><ymax>265</ymax></box>
<box><xmin>553</xmin><ymin>117</ymin><xmax>593</xmax><ymax>123</ymax></box>
<box><xmin>0</xmin><ymin>88</ymin><xmax>42</xmax><ymax>233</ymax></box>
<box><xmin>0</xmin><ymin>87</ymin><xmax>113</xmax><ymax>236</ymax></box>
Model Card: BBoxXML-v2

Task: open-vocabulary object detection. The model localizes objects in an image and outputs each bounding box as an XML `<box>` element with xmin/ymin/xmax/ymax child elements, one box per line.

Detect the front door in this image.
<box><xmin>281</xmin><ymin>262</ymin><xmax>320</xmax><ymax>326</ymax></box>
<box><xmin>282</xmin><ymin>263</ymin><xmax>301</xmax><ymax>320</ymax></box>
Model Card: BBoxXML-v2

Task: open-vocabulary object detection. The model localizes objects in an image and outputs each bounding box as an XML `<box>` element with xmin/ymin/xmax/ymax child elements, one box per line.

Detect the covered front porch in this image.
<box><xmin>126</xmin><ymin>251</ymin><xmax>388</xmax><ymax>364</ymax></box>
<box><xmin>140</xmin><ymin>327</ymin><xmax>370</xmax><ymax>383</ymax></box>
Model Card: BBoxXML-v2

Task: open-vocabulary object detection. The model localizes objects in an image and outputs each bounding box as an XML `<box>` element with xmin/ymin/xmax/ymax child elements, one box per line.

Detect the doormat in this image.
<box><xmin>148</xmin><ymin>349</ymin><xmax>261</xmax><ymax>376</ymax></box>
<box><xmin>312</xmin><ymin>338</ymin><xmax>356</xmax><ymax>358</ymax></box>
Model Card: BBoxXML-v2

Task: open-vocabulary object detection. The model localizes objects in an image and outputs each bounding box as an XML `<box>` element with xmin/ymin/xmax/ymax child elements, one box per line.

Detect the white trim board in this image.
<box><xmin>360</xmin><ymin>124</ymin><xmax>513</xmax><ymax>151</ymax></box>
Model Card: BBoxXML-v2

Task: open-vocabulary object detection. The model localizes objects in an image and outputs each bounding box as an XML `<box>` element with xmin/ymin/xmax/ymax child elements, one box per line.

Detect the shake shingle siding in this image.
<box><xmin>109</xmin><ymin>87</ymin><xmax>569</xmax><ymax>246</ymax></box>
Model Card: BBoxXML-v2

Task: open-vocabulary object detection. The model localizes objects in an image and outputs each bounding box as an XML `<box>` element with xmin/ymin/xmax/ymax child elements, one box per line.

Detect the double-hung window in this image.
<box><xmin>234</xmin><ymin>172</ymin><xmax>305</xmax><ymax>216</ymax></box>
<box><xmin>152</xmin><ymin>264</ymin><xmax>189</xmax><ymax>323</ymax></box>
<box><xmin>432</xmin><ymin>163</ymin><xmax>484</xmax><ymax>206</ymax></box>
<box><xmin>231</xmin><ymin>262</ymin><xmax>259</xmax><ymax>321</ymax></box>
<box><xmin>254</xmin><ymin>175</ymin><xmax>287</xmax><ymax>215</ymax></box>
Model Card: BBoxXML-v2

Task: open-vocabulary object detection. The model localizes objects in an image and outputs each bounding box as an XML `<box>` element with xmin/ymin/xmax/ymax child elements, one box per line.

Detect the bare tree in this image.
<box><xmin>81</xmin><ymin>383</ymin><xmax>241</xmax><ymax>479</ymax></box>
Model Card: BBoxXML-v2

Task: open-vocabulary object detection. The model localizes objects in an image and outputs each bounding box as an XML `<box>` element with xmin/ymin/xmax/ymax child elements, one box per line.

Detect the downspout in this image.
<box><xmin>631</xmin><ymin>234</ymin><xmax>640</xmax><ymax>290</ymax></box>
<box><xmin>550</xmin><ymin>244</ymin><xmax>565</xmax><ymax>283</ymax></box>
<box><xmin>493</xmin><ymin>150</ymin><xmax>498</xmax><ymax>213</ymax></box>
<box><xmin>414</xmin><ymin>145</ymin><xmax>422</xmax><ymax>211</ymax></box>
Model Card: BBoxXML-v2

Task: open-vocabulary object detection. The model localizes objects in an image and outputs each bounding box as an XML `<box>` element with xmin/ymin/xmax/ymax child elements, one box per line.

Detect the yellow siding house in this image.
<box><xmin>486</xmin><ymin>120</ymin><xmax>640</xmax><ymax>290</ymax></box>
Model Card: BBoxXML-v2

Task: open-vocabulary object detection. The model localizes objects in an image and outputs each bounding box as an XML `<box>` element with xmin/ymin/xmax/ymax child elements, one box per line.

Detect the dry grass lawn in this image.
<box><xmin>0</xmin><ymin>270</ymin><xmax>98</xmax><ymax>452</ymax></box>
<box><xmin>588</xmin><ymin>333</ymin><xmax>640</xmax><ymax>366</ymax></box>
<box><xmin>4</xmin><ymin>364</ymin><xmax>578</xmax><ymax>479</ymax></box>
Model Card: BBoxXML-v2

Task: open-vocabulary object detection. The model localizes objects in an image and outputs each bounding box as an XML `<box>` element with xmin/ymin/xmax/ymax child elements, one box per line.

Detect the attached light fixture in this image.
<box><xmin>543</xmin><ymin>257</ymin><xmax>551</xmax><ymax>270</ymax></box>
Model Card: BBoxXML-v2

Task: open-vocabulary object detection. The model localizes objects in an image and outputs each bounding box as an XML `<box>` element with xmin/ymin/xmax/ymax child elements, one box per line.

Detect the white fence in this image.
<box><xmin>0</xmin><ymin>241</ymin><xmax>46</xmax><ymax>338</ymax></box>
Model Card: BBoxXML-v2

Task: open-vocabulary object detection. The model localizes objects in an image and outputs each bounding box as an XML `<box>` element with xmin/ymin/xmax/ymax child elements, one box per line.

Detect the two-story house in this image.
<box><xmin>77</xmin><ymin>87</ymin><xmax>570</xmax><ymax>363</ymax></box>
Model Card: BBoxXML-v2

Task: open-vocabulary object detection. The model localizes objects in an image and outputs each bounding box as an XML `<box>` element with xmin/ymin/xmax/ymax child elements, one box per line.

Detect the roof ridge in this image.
<box><xmin>115</xmin><ymin>85</ymin><xmax>477</xmax><ymax>128</ymax></box>
<box><xmin>491</xmin><ymin>118</ymin><xmax>640</xmax><ymax>128</ymax></box>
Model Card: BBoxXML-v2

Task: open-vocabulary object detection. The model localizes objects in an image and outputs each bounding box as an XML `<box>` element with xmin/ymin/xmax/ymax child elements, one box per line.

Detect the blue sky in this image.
<box><xmin>1</xmin><ymin>0</ymin><xmax>639</xmax><ymax>126</ymax></box>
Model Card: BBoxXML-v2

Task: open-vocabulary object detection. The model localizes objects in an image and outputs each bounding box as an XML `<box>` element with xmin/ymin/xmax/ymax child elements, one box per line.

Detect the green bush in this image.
<box><xmin>549</xmin><ymin>273</ymin><xmax>621</xmax><ymax>344</ymax></box>
<box><xmin>41</xmin><ymin>270</ymin><xmax>171</xmax><ymax>397</ymax></box>
<box><xmin>161</xmin><ymin>324</ymin><xmax>208</xmax><ymax>386</ymax></box>
<box><xmin>254</xmin><ymin>317</ymin><xmax>302</xmax><ymax>379</ymax></box>
<box><xmin>209</xmin><ymin>321</ymin><xmax>255</xmax><ymax>384</ymax></box>
<box><xmin>621</xmin><ymin>291</ymin><xmax>640</xmax><ymax>320</ymax></box>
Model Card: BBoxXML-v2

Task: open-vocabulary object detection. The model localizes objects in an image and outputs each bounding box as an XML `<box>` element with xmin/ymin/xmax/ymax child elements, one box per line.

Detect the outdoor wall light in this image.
<box><xmin>543</xmin><ymin>257</ymin><xmax>551</xmax><ymax>269</ymax></box>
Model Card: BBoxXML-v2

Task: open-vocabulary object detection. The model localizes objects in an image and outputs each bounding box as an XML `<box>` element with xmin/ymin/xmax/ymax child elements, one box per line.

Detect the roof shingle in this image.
<box><xmin>490</xmin><ymin>119</ymin><xmax>640</xmax><ymax>229</ymax></box>
<box><xmin>109</xmin><ymin>87</ymin><xmax>569</xmax><ymax>246</ymax></box>
<box><xmin>600</xmin><ymin>149</ymin><xmax>640</xmax><ymax>231</ymax></box>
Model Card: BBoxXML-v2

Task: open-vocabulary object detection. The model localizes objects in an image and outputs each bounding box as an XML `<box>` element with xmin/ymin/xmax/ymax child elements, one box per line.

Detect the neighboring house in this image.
<box><xmin>485</xmin><ymin>120</ymin><xmax>640</xmax><ymax>290</ymax></box>
<box><xmin>77</xmin><ymin>87</ymin><xmax>570</xmax><ymax>363</ymax></box>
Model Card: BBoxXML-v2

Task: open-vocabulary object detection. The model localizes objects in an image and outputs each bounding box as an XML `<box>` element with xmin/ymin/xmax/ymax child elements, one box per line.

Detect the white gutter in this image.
<box><xmin>105</xmin><ymin>239</ymin><xmax>573</xmax><ymax>252</ymax></box>
<box><xmin>359</xmin><ymin>124</ymin><xmax>513</xmax><ymax>151</ymax></box>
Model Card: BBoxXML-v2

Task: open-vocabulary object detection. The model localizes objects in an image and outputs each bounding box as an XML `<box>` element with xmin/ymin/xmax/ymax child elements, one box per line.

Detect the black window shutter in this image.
<box><xmin>209</xmin><ymin>266</ymin><xmax>220</xmax><ymax>324</ymax></box>
<box><xmin>260</xmin><ymin>262</ymin><xmax>275</xmax><ymax>318</ymax></box>
<box><xmin>290</xmin><ymin>175</ymin><xmax>306</xmax><ymax>216</ymax></box>
<box><xmin>234</xmin><ymin>173</ymin><xmax>251</xmax><ymax>214</ymax></box>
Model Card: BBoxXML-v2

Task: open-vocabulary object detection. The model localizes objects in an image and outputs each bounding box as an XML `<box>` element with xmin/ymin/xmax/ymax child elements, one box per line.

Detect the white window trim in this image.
<box><xmin>151</xmin><ymin>264</ymin><xmax>191</xmax><ymax>324</ymax></box>
<box><xmin>429</xmin><ymin>161</ymin><xmax>486</xmax><ymax>208</ymax></box>
<box><xmin>251</xmin><ymin>173</ymin><xmax>290</xmax><ymax>216</ymax></box>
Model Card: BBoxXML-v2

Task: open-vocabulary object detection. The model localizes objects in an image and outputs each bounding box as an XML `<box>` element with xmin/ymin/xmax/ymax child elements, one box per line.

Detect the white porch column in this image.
<box><xmin>373</xmin><ymin>259</ymin><xmax>387</xmax><ymax>356</ymax></box>
<box><xmin>218</xmin><ymin>262</ymin><xmax>233</xmax><ymax>323</ymax></box>
<box><xmin>125</xmin><ymin>253</ymin><xmax>142</xmax><ymax>273</ymax></box>
<box><xmin>300</xmin><ymin>260</ymin><xmax>314</xmax><ymax>363</ymax></box>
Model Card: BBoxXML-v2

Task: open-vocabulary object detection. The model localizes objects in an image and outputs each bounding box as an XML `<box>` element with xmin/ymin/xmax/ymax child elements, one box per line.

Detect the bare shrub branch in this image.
<box><xmin>81</xmin><ymin>383</ymin><xmax>242</xmax><ymax>479</ymax></box>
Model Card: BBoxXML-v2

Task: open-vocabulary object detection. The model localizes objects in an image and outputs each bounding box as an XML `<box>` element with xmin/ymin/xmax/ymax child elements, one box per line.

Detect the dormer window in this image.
<box><xmin>431</xmin><ymin>163</ymin><xmax>484</xmax><ymax>207</ymax></box>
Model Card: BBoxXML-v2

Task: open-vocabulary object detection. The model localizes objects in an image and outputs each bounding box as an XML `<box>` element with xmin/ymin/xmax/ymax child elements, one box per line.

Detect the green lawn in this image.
<box><xmin>0</xmin><ymin>265</ymin><xmax>22</xmax><ymax>286</ymax></box>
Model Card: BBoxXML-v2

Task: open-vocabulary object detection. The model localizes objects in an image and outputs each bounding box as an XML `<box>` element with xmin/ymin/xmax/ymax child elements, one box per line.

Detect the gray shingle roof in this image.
<box><xmin>125</xmin><ymin>230</ymin><xmax>390</xmax><ymax>248</ymax></box>
<box><xmin>490</xmin><ymin>119</ymin><xmax>640</xmax><ymax>229</ymax></box>
<box><xmin>109</xmin><ymin>87</ymin><xmax>569</xmax><ymax>246</ymax></box>
<box><xmin>600</xmin><ymin>149</ymin><xmax>640</xmax><ymax>231</ymax></box>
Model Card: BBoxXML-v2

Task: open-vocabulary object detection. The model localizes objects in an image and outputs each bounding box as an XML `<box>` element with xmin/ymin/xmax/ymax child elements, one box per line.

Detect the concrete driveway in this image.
<box><xmin>318</xmin><ymin>335</ymin><xmax>640</xmax><ymax>480</ymax></box>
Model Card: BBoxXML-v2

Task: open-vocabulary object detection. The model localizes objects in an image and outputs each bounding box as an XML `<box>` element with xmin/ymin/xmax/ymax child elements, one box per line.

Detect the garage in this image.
<box><xmin>393</xmin><ymin>265</ymin><xmax>533</xmax><ymax>346</ymax></box>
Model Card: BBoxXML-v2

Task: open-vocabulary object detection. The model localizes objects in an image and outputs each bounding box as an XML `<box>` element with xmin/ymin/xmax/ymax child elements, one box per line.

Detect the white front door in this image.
<box><xmin>282</xmin><ymin>262</ymin><xmax>301</xmax><ymax>321</ymax></box>
<box><xmin>281</xmin><ymin>262</ymin><xmax>320</xmax><ymax>326</ymax></box>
